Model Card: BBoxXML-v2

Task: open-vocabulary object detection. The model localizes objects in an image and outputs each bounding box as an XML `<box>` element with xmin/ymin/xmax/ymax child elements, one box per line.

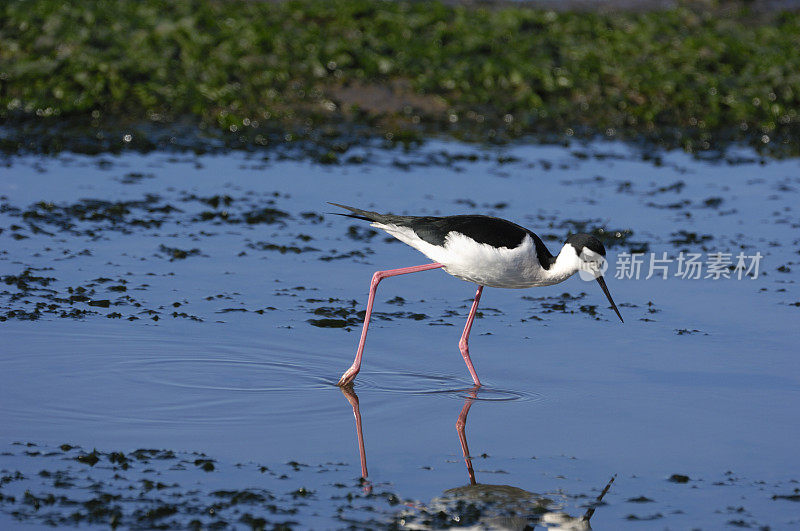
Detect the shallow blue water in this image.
<box><xmin>1</xmin><ymin>141</ymin><xmax>799</xmax><ymax>528</ymax></box>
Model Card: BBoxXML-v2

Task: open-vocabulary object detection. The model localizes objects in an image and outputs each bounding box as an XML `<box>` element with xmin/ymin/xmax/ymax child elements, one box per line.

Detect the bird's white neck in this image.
<box><xmin>539</xmin><ymin>244</ymin><xmax>582</xmax><ymax>286</ymax></box>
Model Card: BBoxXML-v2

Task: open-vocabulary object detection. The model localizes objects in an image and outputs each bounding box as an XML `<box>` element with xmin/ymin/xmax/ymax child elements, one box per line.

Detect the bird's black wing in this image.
<box><xmin>404</xmin><ymin>215</ymin><xmax>527</xmax><ymax>248</ymax></box>
<box><xmin>416</xmin><ymin>216</ymin><xmax>556</xmax><ymax>268</ymax></box>
<box><xmin>329</xmin><ymin>203</ymin><xmax>555</xmax><ymax>267</ymax></box>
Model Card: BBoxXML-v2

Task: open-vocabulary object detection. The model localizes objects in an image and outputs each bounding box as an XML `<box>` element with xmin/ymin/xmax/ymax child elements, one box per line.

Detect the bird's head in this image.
<box><xmin>564</xmin><ymin>233</ymin><xmax>623</xmax><ymax>323</ymax></box>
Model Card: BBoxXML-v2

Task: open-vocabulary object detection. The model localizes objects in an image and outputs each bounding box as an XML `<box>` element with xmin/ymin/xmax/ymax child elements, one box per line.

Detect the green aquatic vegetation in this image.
<box><xmin>1</xmin><ymin>268</ymin><xmax>56</xmax><ymax>290</ymax></box>
<box><xmin>158</xmin><ymin>244</ymin><xmax>202</xmax><ymax>261</ymax></box>
<box><xmin>668</xmin><ymin>474</ymin><xmax>691</xmax><ymax>483</ymax></box>
<box><xmin>1</xmin><ymin>1</ymin><xmax>800</xmax><ymax>154</ymax></box>
<box><xmin>194</xmin><ymin>458</ymin><xmax>215</xmax><ymax>472</ymax></box>
<box><xmin>75</xmin><ymin>449</ymin><xmax>100</xmax><ymax>466</ymax></box>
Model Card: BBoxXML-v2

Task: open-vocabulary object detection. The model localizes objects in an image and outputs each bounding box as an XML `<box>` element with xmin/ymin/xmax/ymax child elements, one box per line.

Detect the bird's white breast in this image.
<box><xmin>374</xmin><ymin>223</ymin><xmax>569</xmax><ymax>288</ymax></box>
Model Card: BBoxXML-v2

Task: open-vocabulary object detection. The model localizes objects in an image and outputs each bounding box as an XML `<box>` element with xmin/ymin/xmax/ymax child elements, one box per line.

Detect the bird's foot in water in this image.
<box><xmin>337</xmin><ymin>367</ymin><xmax>359</xmax><ymax>387</ymax></box>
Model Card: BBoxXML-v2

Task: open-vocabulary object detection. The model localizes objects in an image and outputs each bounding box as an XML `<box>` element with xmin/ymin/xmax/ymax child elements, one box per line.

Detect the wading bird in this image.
<box><xmin>331</xmin><ymin>203</ymin><xmax>623</xmax><ymax>387</ymax></box>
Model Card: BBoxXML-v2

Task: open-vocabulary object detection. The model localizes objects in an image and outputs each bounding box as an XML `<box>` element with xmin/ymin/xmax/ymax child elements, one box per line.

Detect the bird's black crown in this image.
<box><xmin>565</xmin><ymin>233</ymin><xmax>606</xmax><ymax>256</ymax></box>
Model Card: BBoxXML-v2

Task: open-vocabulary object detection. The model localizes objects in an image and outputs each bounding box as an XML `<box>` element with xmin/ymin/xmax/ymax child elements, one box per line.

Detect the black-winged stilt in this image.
<box><xmin>331</xmin><ymin>203</ymin><xmax>623</xmax><ymax>387</ymax></box>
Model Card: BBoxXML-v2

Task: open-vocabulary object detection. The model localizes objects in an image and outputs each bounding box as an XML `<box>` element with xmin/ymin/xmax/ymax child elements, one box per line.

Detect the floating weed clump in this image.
<box><xmin>0</xmin><ymin>443</ymin><xmax>328</xmax><ymax>528</ymax></box>
<box><xmin>669</xmin><ymin>230</ymin><xmax>714</xmax><ymax>249</ymax></box>
<box><xmin>246</xmin><ymin>241</ymin><xmax>320</xmax><ymax>254</ymax></box>
<box><xmin>0</xmin><ymin>187</ymin><xmax>311</xmax><ymax>323</ymax></box>
<box><xmin>157</xmin><ymin>244</ymin><xmax>202</xmax><ymax>261</ymax></box>
<box><xmin>518</xmin><ymin>292</ymin><xmax>620</xmax><ymax>322</ymax></box>
<box><xmin>1</xmin><ymin>1</ymin><xmax>800</xmax><ymax>155</ymax></box>
<box><xmin>2</xmin><ymin>441</ymin><xmax>799</xmax><ymax>527</ymax></box>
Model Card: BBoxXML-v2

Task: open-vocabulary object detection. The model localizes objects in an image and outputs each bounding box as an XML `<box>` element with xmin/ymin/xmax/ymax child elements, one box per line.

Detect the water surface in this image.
<box><xmin>1</xmin><ymin>141</ymin><xmax>799</xmax><ymax>528</ymax></box>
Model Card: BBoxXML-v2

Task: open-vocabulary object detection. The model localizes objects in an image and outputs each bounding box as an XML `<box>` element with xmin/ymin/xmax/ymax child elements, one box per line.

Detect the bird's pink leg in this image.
<box><xmin>459</xmin><ymin>285</ymin><xmax>484</xmax><ymax>387</ymax></box>
<box><xmin>337</xmin><ymin>262</ymin><xmax>444</xmax><ymax>387</ymax></box>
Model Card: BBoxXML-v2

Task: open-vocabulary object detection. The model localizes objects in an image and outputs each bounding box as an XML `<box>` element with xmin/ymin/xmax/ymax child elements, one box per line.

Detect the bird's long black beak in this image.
<box><xmin>596</xmin><ymin>276</ymin><xmax>623</xmax><ymax>323</ymax></box>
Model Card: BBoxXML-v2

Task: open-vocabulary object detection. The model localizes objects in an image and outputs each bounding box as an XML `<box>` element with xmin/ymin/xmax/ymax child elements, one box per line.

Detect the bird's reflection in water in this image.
<box><xmin>340</xmin><ymin>384</ymin><xmax>370</xmax><ymax>490</ymax></box>
<box><xmin>340</xmin><ymin>385</ymin><xmax>615</xmax><ymax>529</ymax></box>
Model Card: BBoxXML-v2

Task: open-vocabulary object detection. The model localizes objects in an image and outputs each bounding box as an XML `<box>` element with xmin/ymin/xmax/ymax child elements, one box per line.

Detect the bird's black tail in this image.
<box><xmin>328</xmin><ymin>202</ymin><xmax>429</xmax><ymax>228</ymax></box>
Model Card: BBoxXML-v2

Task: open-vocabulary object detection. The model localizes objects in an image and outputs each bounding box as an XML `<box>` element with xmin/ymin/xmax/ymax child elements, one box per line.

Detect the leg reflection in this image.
<box><xmin>339</xmin><ymin>386</ymin><xmax>370</xmax><ymax>492</ymax></box>
<box><xmin>455</xmin><ymin>386</ymin><xmax>480</xmax><ymax>486</ymax></box>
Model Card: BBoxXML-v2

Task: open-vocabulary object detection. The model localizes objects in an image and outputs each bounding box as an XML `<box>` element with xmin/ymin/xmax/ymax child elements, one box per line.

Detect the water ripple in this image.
<box><xmin>351</xmin><ymin>371</ymin><xmax>542</xmax><ymax>402</ymax></box>
<box><xmin>118</xmin><ymin>357</ymin><xmax>335</xmax><ymax>392</ymax></box>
